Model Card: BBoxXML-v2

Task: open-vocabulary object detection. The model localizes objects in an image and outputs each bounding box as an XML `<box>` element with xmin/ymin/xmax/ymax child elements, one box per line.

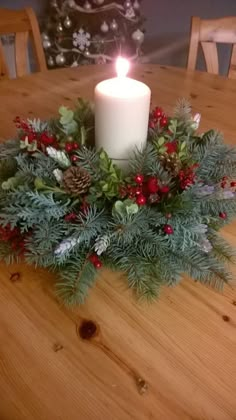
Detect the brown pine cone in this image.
<box><xmin>63</xmin><ymin>166</ymin><xmax>91</xmax><ymax>195</ymax></box>
<box><xmin>159</xmin><ymin>152</ymin><xmax>181</xmax><ymax>175</ymax></box>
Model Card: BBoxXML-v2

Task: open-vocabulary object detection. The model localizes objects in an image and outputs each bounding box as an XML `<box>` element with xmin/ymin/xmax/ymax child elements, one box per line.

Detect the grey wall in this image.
<box><xmin>1</xmin><ymin>0</ymin><xmax>236</xmax><ymax>73</ymax></box>
<box><xmin>0</xmin><ymin>0</ymin><xmax>45</xmax><ymax>15</ymax></box>
<box><xmin>142</xmin><ymin>0</ymin><xmax>236</xmax><ymax>37</ymax></box>
<box><xmin>141</xmin><ymin>0</ymin><xmax>236</xmax><ymax>73</ymax></box>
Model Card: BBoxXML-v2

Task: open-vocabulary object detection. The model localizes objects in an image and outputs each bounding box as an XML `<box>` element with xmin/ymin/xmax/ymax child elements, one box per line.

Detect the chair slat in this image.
<box><xmin>201</xmin><ymin>42</ymin><xmax>219</xmax><ymax>74</ymax></box>
<box><xmin>25</xmin><ymin>8</ymin><xmax>47</xmax><ymax>73</ymax></box>
<box><xmin>187</xmin><ymin>16</ymin><xmax>201</xmax><ymax>71</ymax></box>
<box><xmin>0</xmin><ymin>38</ymin><xmax>9</xmax><ymax>79</ymax></box>
<box><xmin>229</xmin><ymin>44</ymin><xmax>236</xmax><ymax>79</ymax></box>
<box><xmin>15</xmin><ymin>31</ymin><xmax>29</xmax><ymax>77</ymax></box>
<box><xmin>200</xmin><ymin>18</ymin><xmax>236</xmax><ymax>43</ymax></box>
<box><xmin>0</xmin><ymin>9</ymin><xmax>29</xmax><ymax>34</ymax></box>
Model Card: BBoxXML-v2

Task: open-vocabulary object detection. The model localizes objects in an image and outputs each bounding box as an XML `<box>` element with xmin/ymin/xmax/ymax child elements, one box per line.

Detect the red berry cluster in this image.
<box><xmin>14</xmin><ymin>116</ymin><xmax>80</xmax><ymax>161</ymax></box>
<box><xmin>149</xmin><ymin>107</ymin><xmax>168</xmax><ymax>130</ymax></box>
<box><xmin>14</xmin><ymin>116</ymin><xmax>58</xmax><ymax>149</ymax></box>
<box><xmin>0</xmin><ymin>224</ymin><xmax>26</xmax><ymax>253</ymax></box>
<box><xmin>221</xmin><ymin>176</ymin><xmax>236</xmax><ymax>189</ymax></box>
<box><xmin>119</xmin><ymin>174</ymin><xmax>170</xmax><ymax>206</ymax></box>
<box><xmin>64</xmin><ymin>141</ymin><xmax>80</xmax><ymax>163</ymax></box>
<box><xmin>64</xmin><ymin>212</ymin><xmax>77</xmax><ymax>222</ymax></box>
<box><xmin>89</xmin><ymin>253</ymin><xmax>102</xmax><ymax>269</ymax></box>
<box><xmin>178</xmin><ymin>164</ymin><xmax>198</xmax><ymax>190</ymax></box>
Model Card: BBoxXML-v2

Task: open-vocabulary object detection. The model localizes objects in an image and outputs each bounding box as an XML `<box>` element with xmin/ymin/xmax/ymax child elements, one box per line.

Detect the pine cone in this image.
<box><xmin>63</xmin><ymin>166</ymin><xmax>91</xmax><ymax>195</ymax></box>
<box><xmin>159</xmin><ymin>152</ymin><xmax>181</xmax><ymax>175</ymax></box>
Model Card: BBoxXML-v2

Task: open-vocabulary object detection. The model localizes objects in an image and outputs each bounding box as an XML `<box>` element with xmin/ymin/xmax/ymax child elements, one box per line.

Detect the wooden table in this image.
<box><xmin>0</xmin><ymin>65</ymin><xmax>236</xmax><ymax>420</ymax></box>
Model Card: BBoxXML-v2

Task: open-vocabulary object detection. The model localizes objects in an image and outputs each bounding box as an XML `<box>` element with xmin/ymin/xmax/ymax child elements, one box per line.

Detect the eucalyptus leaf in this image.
<box><xmin>158</xmin><ymin>137</ymin><xmax>165</xmax><ymax>146</ymax></box>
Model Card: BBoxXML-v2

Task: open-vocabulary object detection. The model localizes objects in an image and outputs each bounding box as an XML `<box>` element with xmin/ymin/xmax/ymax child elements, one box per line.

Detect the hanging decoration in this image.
<box><xmin>41</xmin><ymin>0</ymin><xmax>144</xmax><ymax>68</ymax></box>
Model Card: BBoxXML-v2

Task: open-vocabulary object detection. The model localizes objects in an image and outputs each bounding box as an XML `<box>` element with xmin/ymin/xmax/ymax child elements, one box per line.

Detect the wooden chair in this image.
<box><xmin>0</xmin><ymin>7</ymin><xmax>46</xmax><ymax>79</ymax></box>
<box><xmin>187</xmin><ymin>16</ymin><xmax>236</xmax><ymax>79</ymax></box>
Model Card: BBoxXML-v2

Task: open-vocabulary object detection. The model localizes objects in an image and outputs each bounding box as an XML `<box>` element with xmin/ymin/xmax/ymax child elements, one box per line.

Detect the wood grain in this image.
<box><xmin>0</xmin><ymin>65</ymin><xmax>236</xmax><ymax>420</ymax></box>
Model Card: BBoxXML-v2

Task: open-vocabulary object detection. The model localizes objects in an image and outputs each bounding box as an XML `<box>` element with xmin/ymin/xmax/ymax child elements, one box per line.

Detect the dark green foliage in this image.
<box><xmin>0</xmin><ymin>98</ymin><xmax>236</xmax><ymax>306</ymax></box>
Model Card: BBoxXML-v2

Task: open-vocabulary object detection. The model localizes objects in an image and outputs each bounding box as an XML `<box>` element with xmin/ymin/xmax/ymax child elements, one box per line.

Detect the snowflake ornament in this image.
<box><xmin>73</xmin><ymin>29</ymin><xmax>91</xmax><ymax>51</ymax></box>
<box><xmin>125</xmin><ymin>7</ymin><xmax>135</xmax><ymax>19</ymax></box>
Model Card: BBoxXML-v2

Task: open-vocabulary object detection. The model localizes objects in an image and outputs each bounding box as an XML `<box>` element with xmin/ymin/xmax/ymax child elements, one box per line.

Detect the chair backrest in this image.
<box><xmin>187</xmin><ymin>16</ymin><xmax>236</xmax><ymax>79</ymax></box>
<box><xmin>0</xmin><ymin>7</ymin><xmax>46</xmax><ymax>79</ymax></box>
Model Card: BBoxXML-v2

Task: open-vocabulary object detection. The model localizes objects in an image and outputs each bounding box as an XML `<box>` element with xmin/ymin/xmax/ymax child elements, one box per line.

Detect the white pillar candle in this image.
<box><xmin>95</xmin><ymin>57</ymin><xmax>151</xmax><ymax>169</ymax></box>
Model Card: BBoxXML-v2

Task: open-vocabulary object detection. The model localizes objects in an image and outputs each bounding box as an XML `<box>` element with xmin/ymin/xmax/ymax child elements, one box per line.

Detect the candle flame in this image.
<box><xmin>116</xmin><ymin>57</ymin><xmax>130</xmax><ymax>78</ymax></box>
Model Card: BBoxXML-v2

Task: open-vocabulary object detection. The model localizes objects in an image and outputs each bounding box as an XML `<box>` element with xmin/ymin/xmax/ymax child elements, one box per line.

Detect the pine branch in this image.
<box><xmin>0</xmin><ymin>139</ymin><xmax>20</xmax><ymax>159</ymax></box>
<box><xmin>56</xmin><ymin>253</ymin><xmax>98</xmax><ymax>306</ymax></box>
<box><xmin>173</xmin><ymin>98</ymin><xmax>192</xmax><ymax>122</ymax></box>
<box><xmin>76</xmin><ymin>147</ymin><xmax>100</xmax><ymax>178</ymax></box>
<box><xmin>208</xmin><ymin>230</ymin><xmax>236</xmax><ymax>264</ymax></box>
<box><xmin>128</xmin><ymin>143</ymin><xmax>157</xmax><ymax>174</ymax></box>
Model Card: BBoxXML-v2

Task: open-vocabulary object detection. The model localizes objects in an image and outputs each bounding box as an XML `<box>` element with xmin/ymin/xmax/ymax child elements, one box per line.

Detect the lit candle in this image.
<box><xmin>95</xmin><ymin>57</ymin><xmax>151</xmax><ymax>169</ymax></box>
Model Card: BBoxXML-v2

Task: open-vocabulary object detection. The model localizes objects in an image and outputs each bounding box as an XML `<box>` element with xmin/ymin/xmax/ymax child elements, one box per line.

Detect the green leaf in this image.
<box><xmin>1</xmin><ymin>176</ymin><xmax>19</xmax><ymax>190</ymax></box>
<box><xmin>158</xmin><ymin>137</ymin><xmax>165</xmax><ymax>146</ymax></box>
<box><xmin>180</xmin><ymin>141</ymin><xmax>186</xmax><ymax>151</ymax></box>
<box><xmin>159</xmin><ymin>146</ymin><xmax>167</xmax><ymax>154</ymax></box>
<box><xmin>126</xmin><ymin>203</ymin><xmax>139</xmax><ymax>215</ymax></box>
<box><xmin>34</xmin><ymin>177</ymin><xmax>47</xmax><ymax>190</ymax></box>
<box><xmin>59</xmin><ymin>107</ymin><xmax>74</xmax><ymax>124</ymax></box>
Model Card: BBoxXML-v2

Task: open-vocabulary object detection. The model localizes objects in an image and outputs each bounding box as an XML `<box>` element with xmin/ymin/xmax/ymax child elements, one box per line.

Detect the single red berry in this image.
<box><xmin>134</xmin><ymin>174</ymin><xmax>144</xmax><ymax>185</ymax></box>
<box><xmin>160</xmin><ymin>185</ymin><xmax>170</xmax><ymax>194</ymax></box>
<box><xmin>165</xmin><ymin>213</ymin><xmax>172</xmax><ymax>219</ymax></box>
<box><xmin>163</xmin><ymin>224</ymin><xmax>174</xmax><ymax>234</ymax></box>
<box><xmin>65</xmin><ymin>142</ymin><xmax>73</xmax><ymax>153</ymax></box>
<box><xmin>89</xmin><ymin>254</ymin><xmax>99</xmax><ymax>264</ymax></box>
<box><xmin>219</xmin><ymin>212</ymin><xmax>227</xmax><ymax>219</ymax></box>
<box><xmin>94</xmin><ymin>260</ymin><xmax>102</xmax><ymax>269</ymax></box>
<box><xmin>221</xmin><ymin>181</ymin><xmax>227</xmax><ymax>188</ymax></box>
<box><xmin>230</xmin><ymin>181</ymin><xmax>236</xmax><ymax>187</ymax></box>
<box><xmin>135</xmin><ymin>187</ymin><xmax>142</xmax><ymax>196</ymax></box>
<box><xmin>160</xmin><ymin>116</ymin><xmax>168</xmax><ymax>128</ymax></box>
<box><xmin>72</xmin><ymin>142</ymin><xmax>79</xmax><ymax>150</ymax></box>
<box><xmin>165</xmin><ymin>141</ymin><xmax>177</xmax><ymax>154</ymax></box>
<box><xmin>147</xmin><ymin>177</ymin><xmax>159</xmax><ymax>194</ymax></box>
<box><xmin>71</xmin><ymin>155</ymin><xmax>79</xmax><ymax>163</ymax></box>
<box><xmin>136</xmin><ymin>194</ymin><xmax>147</xmax><ymax>206</ymax></box>
<box><xmin>153</xmin><ymin>107</ymin><xmax>163</xmax><ymax>120</ymax></box>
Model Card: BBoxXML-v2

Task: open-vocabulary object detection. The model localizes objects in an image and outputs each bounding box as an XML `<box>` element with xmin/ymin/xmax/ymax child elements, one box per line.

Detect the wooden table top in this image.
<box><xmin>0</xmin><ymin>65</ymin><xmax>236</xmax><ymax>420</ymax></box>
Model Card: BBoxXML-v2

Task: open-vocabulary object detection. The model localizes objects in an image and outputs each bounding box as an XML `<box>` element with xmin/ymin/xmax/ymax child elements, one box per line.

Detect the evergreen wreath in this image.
<box><xmin>0</xmin><ymin>98</ymin><xmax>236</xmax><ymax>305</ymax></box>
